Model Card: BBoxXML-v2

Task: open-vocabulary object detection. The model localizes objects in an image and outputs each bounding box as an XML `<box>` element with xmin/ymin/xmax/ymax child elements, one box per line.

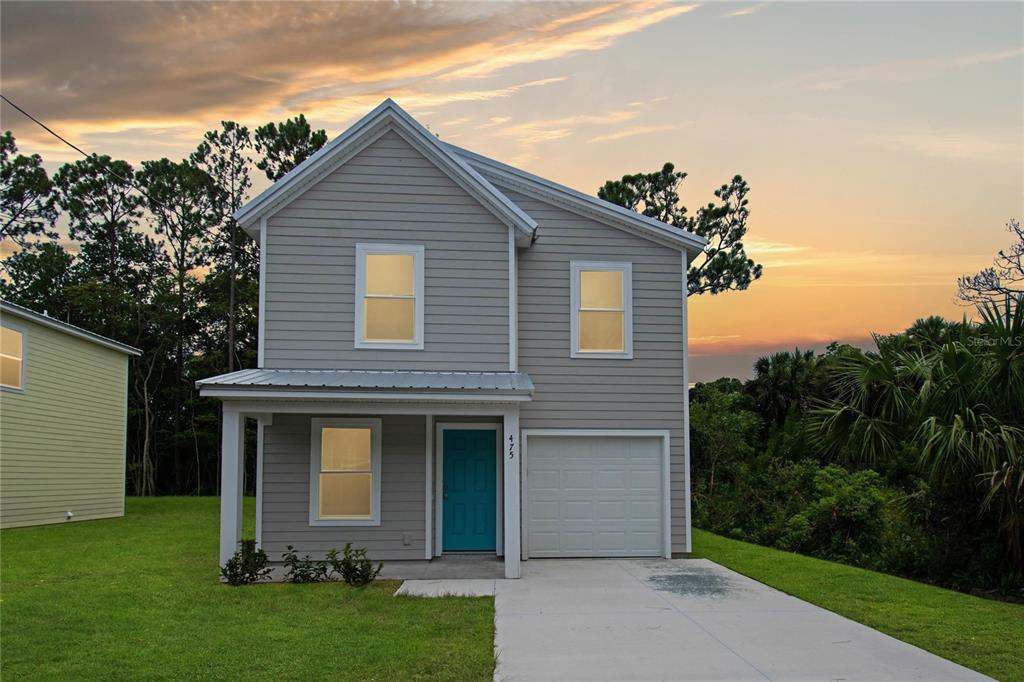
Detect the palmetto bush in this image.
<box><xmin>809</xmin><ymin>297</ymin><xmax>1024</xmax><ymax>574</ymax></box>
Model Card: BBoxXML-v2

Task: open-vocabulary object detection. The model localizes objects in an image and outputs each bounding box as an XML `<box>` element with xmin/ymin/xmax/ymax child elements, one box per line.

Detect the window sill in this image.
<box><xmin>354</xmin><ymin>341</ymin><xmax>424</xmax><ymax>350</ymax></box>
<box><xmin>308</xmin><ymin>517</ymin><xmax>382</xmax><ymax>527</ymax></box>
<box><xmin>571</xmin><ymin>351</ymin><xmax>634</xmax><ymax>360</ymax></box>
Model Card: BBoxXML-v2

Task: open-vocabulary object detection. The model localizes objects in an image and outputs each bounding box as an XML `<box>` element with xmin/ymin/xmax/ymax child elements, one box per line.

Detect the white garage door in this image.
<box><xmin>525</xmin><ymin>434</ymin><xmax>665</xmax><ymax>558</ymax></box>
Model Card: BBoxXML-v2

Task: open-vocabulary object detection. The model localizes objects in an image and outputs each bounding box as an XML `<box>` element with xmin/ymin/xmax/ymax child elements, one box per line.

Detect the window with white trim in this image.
<box><xmin>1</xmin><ymin>325</ymin><xmax>25</xmax><ymax>390</ymax></box>
<box><xmin>570</xmin><ymin>261</ymin><xmax>633</xmax><ymax>358</ymax></box>
<box><xmin>310</xmin><ymin>418</ymin><xmax>382</xmax><ymax>525</ymax></box>
<box><xmin>355</xmin><ymin>243</ymin><xmax>424</xmax><ymax>349</ymax></box>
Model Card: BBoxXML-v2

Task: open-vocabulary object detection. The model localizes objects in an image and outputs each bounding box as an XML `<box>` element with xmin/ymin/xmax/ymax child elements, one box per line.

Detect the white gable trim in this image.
<box><xmin>234</xmin><ymin>99</ymin><xmax>536</xmax><ymax>242</ymax></box>
<box><xmin>449</xmin><ymin>144</ymin><xmax>707</xmax><ymax>256</ymax></box>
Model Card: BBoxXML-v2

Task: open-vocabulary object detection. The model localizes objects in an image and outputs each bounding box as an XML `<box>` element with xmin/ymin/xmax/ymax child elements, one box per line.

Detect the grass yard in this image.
<box><xmin>0</xmin><ymin>497</ymin><xmax>494</xmax><ymax>681</ymax></box>
<box><xmin>692</xmin><ymin>528</ymin><xmax>1024</xmax><ymax>681</ymax></box>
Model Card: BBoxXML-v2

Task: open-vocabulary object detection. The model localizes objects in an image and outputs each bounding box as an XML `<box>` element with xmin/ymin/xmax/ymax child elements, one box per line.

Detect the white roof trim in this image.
<box><xmin>448</xmin><ymin>143</ymin><xmax>708</xmax><ymax>255</ymax></box>
<box><xmin>233</xmin><ymin>99</ymin><xmax>537</xmax><ymax>240</ymax></box>
<box><xmin>0</xmin><ymin>300</ymin><xmax>142</xmax><ymax>356</ymax></box>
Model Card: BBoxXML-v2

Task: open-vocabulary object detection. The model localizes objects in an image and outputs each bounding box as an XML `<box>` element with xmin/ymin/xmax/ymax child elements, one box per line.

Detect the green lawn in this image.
<box><xmin>692</xmin><ymin>528</ymin><xmax>1024</xmax><ymax>681</ymax></box>
<box><xmin>0</xmin><ymin>497</ymin><xmax>494</xmax><ymax>681</ymax></box>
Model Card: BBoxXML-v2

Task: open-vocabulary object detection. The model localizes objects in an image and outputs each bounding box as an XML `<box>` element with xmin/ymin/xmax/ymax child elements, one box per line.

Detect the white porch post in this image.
<box><xmin>219</xmin><ymin>406</ymin><xmax>245</xmax><ymax>566</ymax></box>
<box><xmin>502</xmin><ymin>409</ymin><xmax>522</xmax><ymax>578</ymax></box>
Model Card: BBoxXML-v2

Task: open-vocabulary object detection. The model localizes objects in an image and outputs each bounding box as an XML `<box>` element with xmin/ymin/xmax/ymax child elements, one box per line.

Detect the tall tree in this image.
<box><xmin>0</xmin><ymin>131</ymin><xmax>58</xmax><ymax>250</ymax></box>
<box><xmin>53</xmin><ymin>155</ymin><xmax>144</xmax><ymax>281</ymax></box>
<box><xmin>0</xmin><ymin>241</ymin><xmax>74</xmax><ymax>318</ymax></box>
<box><xmin>958</xmin><ymin>219</ymin><xmax>1023</xmax><ymax>306</ymax></box>
<box><xmin>599</xmin><ymin>163</ymin><xmax>763</xmax><ymax>296</ymax></box>
<box><xmin>253</xmin><ymin>114</ymin><xmax>328</xmax><ymax>181</ymax></box>
<box><xmin>191</xmin><ymin>121</ymin><xmax>254</xmax><ymax>371</ymax></box>
<box><xmin>137</xmin><ymin>158</ymin><xmax>222</xmax><ymax>492</ymax></box>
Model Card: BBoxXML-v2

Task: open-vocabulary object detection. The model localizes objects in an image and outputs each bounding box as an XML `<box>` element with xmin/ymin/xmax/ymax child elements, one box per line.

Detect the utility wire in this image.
<box><xmin>1</xmin><ymin>93</ymin><xmax>167</xmax><ymax>213</ymax></box>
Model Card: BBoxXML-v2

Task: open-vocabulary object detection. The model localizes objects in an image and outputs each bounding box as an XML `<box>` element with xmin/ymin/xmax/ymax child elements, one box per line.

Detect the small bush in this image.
<box><xmin>282</xmin><ymin>545</ymin><xmax>328</xmax><ymax>583</ymax></box>
<box><xmin>220</xmin><ymin>539</ymin><xmax>272</xmax><ymax>586</ymax></box>
<box><xmin>327</xmin><ymin>544</ymin><xmax>383</xmax><ymax>586</ymax></box>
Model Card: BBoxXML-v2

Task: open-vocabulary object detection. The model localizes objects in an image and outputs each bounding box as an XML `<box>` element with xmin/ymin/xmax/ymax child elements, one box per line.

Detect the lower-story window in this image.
<box><xmin>309</xmin><ymin>418</ymin><xmax>382</xmax><ymax>526</ymax></box>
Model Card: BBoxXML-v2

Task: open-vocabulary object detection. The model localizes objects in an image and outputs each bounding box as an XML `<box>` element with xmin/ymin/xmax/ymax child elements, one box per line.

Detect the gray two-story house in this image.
<box><xmin>199</xmin><ymin>100</ymin><xmax>705</xmax><ymax>579</ymax></box>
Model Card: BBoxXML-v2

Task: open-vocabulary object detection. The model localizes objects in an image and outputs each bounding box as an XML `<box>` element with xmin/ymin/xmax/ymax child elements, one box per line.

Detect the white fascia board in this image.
<box><xmin>234</xmin><ymin>99</ymin><xmax>537</xmax><ymax>240</ymax></box>
<box><xmin>449</xmin><ymin>143</ymin><xmax>708</xmax><ymax>256</ymax></box>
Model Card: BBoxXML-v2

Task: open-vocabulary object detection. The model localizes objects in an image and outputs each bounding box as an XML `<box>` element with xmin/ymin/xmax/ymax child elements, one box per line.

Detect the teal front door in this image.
<box><xmin>442</xmin><ymin>429</ymin><xmax>497</xmax><ymax>552</ymax></box>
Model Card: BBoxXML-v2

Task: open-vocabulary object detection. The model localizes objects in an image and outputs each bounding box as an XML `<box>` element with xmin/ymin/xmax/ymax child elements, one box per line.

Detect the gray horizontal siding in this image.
<box><xmin>261</xmin><ymin>413</ymin><xmax>427</xmax><ymax>560</ymax></box>
<box><xmin>263</xmin><ymin>128</ymin><xmax>510</xmax><ymax>371</ymax></box>
<box><xmin>505</xmin><ymin>187</ymin><xmax>690</xmax><ymax>554</ymax></box>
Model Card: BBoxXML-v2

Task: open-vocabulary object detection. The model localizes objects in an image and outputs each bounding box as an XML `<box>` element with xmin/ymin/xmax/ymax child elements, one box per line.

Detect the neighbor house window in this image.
<box><xmin>355</xmin><ymin>243</ymin><xmax>424</xmax><ymax>349</ymax></box>
<box><xmin>570</xmin><ymin>261</ymin><xmax>633</xmax><ymax>359</ymax></box>
<box><xmin>309</xmin><ymin>418</ymin><xmax>382</xmax><ymax>526</ymax></box>
<box><xmin>1</xmin><ymin>325</ymin><xmax>25</xmax><ymax>390</ymax></box>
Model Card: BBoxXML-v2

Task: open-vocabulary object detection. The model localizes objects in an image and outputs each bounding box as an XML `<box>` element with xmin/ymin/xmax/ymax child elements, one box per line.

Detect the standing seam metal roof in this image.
<box><xmin>197</xmin><ymin>369</ymin><xmax>534</xmax><ymax>393</ymax></box>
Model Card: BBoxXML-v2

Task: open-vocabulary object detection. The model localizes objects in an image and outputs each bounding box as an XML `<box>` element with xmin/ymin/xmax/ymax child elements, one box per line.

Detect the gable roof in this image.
<box><xmin>234</xmin><ymin>99</ymin><xmax>537</xmax><ymax>244</ymax></box>
<box><xmin>235</xmin><ymin>98</ymin><xmax>707</xmax><ymax>255</ymax></box>
<box><xmin>448</xmin><ymin>143</ymin><xmax>707</xmax><ymax>255</ymax></box>
<box><xmin>1</xmin><ymin>300</ymin><xmax>141</xmax><ymax>356</ymax></box>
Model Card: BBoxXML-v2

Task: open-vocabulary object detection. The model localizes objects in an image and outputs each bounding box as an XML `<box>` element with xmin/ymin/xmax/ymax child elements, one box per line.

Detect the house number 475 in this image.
<box><xmin>507</xmin><ymin>435</ymin><xmax>515</xmax><ymax>460</ymax></box>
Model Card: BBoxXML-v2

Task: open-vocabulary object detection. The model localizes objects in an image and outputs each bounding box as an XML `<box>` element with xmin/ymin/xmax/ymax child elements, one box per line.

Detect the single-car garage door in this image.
<box><xmin>525</xmin><ymin>433</ymin><xmax>666</xmax><ymax>558</ymax></box>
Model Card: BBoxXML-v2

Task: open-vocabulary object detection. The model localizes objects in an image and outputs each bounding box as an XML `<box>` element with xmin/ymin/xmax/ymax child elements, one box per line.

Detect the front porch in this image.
<box><xmin>201</xmin><ymin>369</ymin><xmax>532</xmax><ymax>580</ymax></box>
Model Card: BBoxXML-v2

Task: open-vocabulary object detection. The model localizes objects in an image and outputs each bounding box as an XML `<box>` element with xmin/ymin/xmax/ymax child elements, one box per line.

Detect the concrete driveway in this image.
<box><xmin>493</xmin><ymin>559</ymin><xmax>989</xmax><ymax>682</ymax></box>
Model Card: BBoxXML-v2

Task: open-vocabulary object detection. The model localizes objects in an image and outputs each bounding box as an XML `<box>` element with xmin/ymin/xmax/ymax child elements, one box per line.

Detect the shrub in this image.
<box><xmin>282</xmin><ymin>545</ymin><xmax>328</xmax><ymax>583</ymax></box>
<box><xmin>220</xmin><ymin>539</ymin><xmax>272</xmax><ymax>586</ymax></box>
<box><xmin>327</xmin><ymin>544</ymin><xmax>383</xmax><ymax>586</ymax></box>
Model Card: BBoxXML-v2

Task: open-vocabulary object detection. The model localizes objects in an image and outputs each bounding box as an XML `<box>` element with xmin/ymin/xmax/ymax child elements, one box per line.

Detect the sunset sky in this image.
<box><xmin>2</xmin><ymin>1</ymin><xmax>1022</xmax><ymax>381</ymax></box>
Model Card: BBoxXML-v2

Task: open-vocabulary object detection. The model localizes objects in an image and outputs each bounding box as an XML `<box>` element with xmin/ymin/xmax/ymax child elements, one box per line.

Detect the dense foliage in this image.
<box><xmin>691</xmin><ymin>300</ymin><xmax>1024</xmax><ymax>597</ymax></box>
<box><xmin>0</xmin><ymin>122</ymin><xmax>326</xmax><ymax>496</ymax></box>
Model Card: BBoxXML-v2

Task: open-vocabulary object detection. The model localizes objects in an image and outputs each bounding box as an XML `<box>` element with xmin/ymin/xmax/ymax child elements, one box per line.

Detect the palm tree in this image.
<box><xmin>808</xmin><ymin>301</ymin><xmax>1024</xmax><ymax>572</ymax></box>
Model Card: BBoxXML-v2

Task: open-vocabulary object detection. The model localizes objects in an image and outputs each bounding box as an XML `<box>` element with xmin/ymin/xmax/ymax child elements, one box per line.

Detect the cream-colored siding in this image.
<box><xmin>0</xmin><ymin>315</ymin><xmax>129</xmax><ymax>528</ymax></box>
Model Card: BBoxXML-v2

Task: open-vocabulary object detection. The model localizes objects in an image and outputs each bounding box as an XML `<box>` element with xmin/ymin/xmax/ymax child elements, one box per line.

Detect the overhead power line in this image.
<box><xmin>0</xmin><ymin>93</ymin><xmax>166</xmax><ymax>213</ymax></box>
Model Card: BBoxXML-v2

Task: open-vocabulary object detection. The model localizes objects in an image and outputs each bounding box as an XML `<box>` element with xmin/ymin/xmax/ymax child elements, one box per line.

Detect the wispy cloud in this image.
<box><xmin>724</xmin><ymin>3</ymin><xmax>769</xmax><ymax>18</ymax></box>
<box><xmin>776</xmin><ymin>46</ymin><xmax>1024</xmax><ymax>91</ymax></box>
<box><xmin>860</xmin><ymin>127</ymin><xmax>1020</xmax><ymax>164</ymax></box>
<box><xmin>588</xmin><ymin>123</ymin><xmax>681</xmax><ymax>143</ymax></box>
<box><xmin>497</xmin><ymin>110</ymin><xmax>640</xmax><ymax>145</ymax></box>
<box><xmin>439</xmin><ymin>2</ymin><xmax>699</xmax><ymax>81</ymax></box>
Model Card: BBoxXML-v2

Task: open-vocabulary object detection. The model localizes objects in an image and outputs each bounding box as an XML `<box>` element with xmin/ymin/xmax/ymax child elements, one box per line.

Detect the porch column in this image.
<box><xmin>502</xmin><ymin>410</ymin><xmax>522</xmax><ymax>578</ymax></box>
<box><xmin>219</xmin><ymin>406</ymin><xmax>245</xmax><ymax>566</ymax></box>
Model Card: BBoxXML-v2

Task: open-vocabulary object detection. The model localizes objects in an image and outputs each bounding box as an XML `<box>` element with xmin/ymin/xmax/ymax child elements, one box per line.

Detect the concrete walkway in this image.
<box><xmin>491</xmin><ymin>558</ymin><xmax>990</xmax><ymax>682</ymax></box>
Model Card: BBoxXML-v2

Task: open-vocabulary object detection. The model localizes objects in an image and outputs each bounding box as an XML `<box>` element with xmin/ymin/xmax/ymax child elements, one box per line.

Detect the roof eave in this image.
<box><xmin>448</xmin><ymin>143</ymin><xmax>708</xmax><ymax>255</ymax></box>
<box><xmin>0</xmin><ymin>300</ymin><xmax>142</xmax><ymax>356</ymax></box>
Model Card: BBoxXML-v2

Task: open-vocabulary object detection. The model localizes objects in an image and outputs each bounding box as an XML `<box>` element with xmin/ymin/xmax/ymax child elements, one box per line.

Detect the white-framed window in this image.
<box><xmin>570</xmin><ymin>260</ymin><xmax>633</xmax><ymax>359</ymax></box>
<box><xmin>309</xmin><ymin>418</ymin><xmax>382</xmax><ymax>526</ymax></box>
<box><xmin>355</xmin><ymin>243</ymin><xmax>424</xmax><ymax>349</ymax></box>
<box><xmin>1</xmin><ymin>324</ymin><xmax>26</xmax><ymax>391</ymax></box>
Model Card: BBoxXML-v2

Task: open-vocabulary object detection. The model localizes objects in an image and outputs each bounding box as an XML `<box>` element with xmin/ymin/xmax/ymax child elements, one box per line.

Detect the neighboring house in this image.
<box><xmin>198</xmin><ymin>100</ymin><xmax>705</xmax><ymax>578</ymax></box>
<box><xmin>0</xmin><ymin>300</ymin><xmax>140</xmax><ymax>529</ymax></box>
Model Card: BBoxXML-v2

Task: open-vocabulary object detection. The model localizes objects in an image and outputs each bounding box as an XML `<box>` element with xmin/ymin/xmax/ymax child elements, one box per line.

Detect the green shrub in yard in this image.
<box><xmin>220</xmin><ymin>539</ymin><xmax>272</xmax><ymax>585</ymax></box>
<box><xmin>327</xmin><ymin>543</ymin><xmax>383</xmax><ymax>586</ymax></box>
<box><xmin>282</xmin><ymin>545</ymin><xmax>328</xmax><ymax>583</ymax></box>
<box><xmin>778</xmin><ymin>466</ymin><xmax>886</xmax><ymax>566</ymax></box>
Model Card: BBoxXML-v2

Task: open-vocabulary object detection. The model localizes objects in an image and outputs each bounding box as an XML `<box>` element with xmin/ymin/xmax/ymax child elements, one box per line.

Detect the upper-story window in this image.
<box><xmin>1</xmin><ymin>324</ymin><xmax>25</xmax><ymax>391</ymax></box>
<box><xmin>355</xmin><ymin>243</ymin><xmax>424</xmax><ymax>349</ymax></box>
<box><xmin>570</xmin><ymin>260</ymin><xmax>633</xmax><ymax>359</ymax></box>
